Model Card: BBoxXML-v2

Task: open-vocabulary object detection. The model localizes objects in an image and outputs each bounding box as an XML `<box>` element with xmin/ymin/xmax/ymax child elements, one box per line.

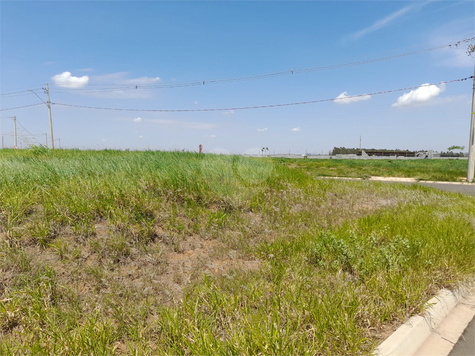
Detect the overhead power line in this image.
<box><xmin>0</xmin><ymin>103</ymin><xmax>45</xmax><ymax>112</ymax></box>
<box><xmin>47</xmin><ymin>37</ymin><xmax>475</xmax><ymax>94</ymax></box>
<box><xmin>1</xmin><ymin>88</ymin><xmax>43</xmax><ymax>96</ymax></box>
<box><xmin>49</xmin><ymin>76</ymin><xmax>472</xmax><ymax>113</ymax></box>
<box><xmin>15</xmin><ymin>119</ymin><xmax>44</xmax><ymax>146</ymax></box>
<box><xmin>1</xmin><ymin>37</ymin><xmax>473</xmax><ymax>97</ymax></box>
<box><xmin>16</xmin><ymin>120</ymin><xmax>42</xmax><ymax>137</ymax></box>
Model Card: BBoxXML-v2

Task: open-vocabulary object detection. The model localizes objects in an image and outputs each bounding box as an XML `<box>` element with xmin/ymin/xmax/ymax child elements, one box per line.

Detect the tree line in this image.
<box><xmin>331</xmin><ymin>147</ymin><xmax>417</xmax><ymax>155</ymax></box>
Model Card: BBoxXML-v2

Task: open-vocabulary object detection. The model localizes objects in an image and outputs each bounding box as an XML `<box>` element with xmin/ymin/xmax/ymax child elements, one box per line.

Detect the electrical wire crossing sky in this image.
<box><xmin>1</xmin><ymin>1</ymin><xmax>474</xmax><ymax>153</ymax></box>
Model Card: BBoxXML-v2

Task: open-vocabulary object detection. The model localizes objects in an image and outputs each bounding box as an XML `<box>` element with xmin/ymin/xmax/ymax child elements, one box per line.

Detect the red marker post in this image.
<box><xmin>199</xmin><ymin>144</ymin><xmax>203</xmax><ymax>154</ymax></box>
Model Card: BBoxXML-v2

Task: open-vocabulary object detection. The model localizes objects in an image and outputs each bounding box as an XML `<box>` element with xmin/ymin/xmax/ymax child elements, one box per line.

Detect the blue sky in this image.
<box><xmin>1</xmin><ymin>0</ymin><xmax>474</xmax><ymax>153</ymax></box>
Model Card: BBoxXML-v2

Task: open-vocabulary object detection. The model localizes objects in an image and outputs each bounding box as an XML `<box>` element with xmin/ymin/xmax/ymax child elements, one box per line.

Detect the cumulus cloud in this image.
<box><xmin>133</xmin><ymin>117</ymin><xmax>143</xmax><ymax>123</ymax></box>
<box><xmin>334</xmin><ymin>92</ymin><xmax>371</xmax><ymax>104</ymax></box>
<box><xmin>392</xmin><ymin>83</ymin><xmax>445</xmax><ymax>107</ymax></box>
<box><xmin>139</xmin><ymin>136</ymin><xmax>144</xmax><ymax>139</ymax></box>
<box><xmin>52</xmin><ymin>71</ymin><xmax>89</xmax><ymax>88</ymax></box>
<box><xmin>257</xmin><ymin>128</ymin><xmax>268</xmax><ymax>132</ymax></box>
<box><xmin>291</xmin><ymin>127</ymin><xmax>301</xmax><ymax>132</ymax></box>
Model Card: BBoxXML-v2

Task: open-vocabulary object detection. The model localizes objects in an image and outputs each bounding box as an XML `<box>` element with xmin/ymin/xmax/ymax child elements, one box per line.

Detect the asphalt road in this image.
<box><xmin>417</xmin><ymin>182</ymin><xmax>475</xmax><ymax>195</ymax></box>
<box><xmin>449</xmin><ymin>317</ymin><xmax>475</xmax><ymax>356</ymax></box>
<box><xmin>342</xmin><ymin>177</ymin><xmax>474</xmax><ymax>355</ymax></box>
<box><xmin>330</xmin><ymin>177</ymin><xmax>475</xmax><ymax>195</ymax></box>
<box><xmin>389</xmin><ymin>179</ymin><xmax>474</xmax><ymax>355</ymax></box>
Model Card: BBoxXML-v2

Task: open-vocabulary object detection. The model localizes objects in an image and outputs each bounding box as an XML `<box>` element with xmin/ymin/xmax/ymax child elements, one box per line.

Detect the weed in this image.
<box><xmin>0</xmin><ymin>149</ymin><xmax>473</xmax><ymax>354</ymax></box>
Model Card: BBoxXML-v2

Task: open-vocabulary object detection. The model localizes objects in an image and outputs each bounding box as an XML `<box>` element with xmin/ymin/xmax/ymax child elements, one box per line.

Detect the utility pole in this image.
<box><xmin>45</xmin><ymin>83</ymin><xmax>54</xmax><ymax>149</ymax></box>
<box><xmin>467</xmin><ymin>45</ymin><xmax>475</xmax><ymax>183</ymax></box>
<box><xmin>359</xmin><ymin>136</ymin><xmax>362</xmax><ymax>150</ymax></box>
<box><xmin>13</xmin><ymin>116</ymin><xmax>17</xmax><ymax>148</ymax></box>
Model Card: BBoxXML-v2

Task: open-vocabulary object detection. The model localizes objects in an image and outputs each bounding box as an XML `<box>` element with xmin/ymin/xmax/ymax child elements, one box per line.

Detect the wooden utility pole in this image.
<box><xmin>13</xmin><ymin>116</ymin><xmax>17</xmax><ymax>148</ymax></box>
<box><xmin>467</xmin><ymin>45</ymin><xmax>475</xmax><ymax>183</ymax></box>
<box><xmin>46</xmin><ymin>83</ymin><xmax>54</xmax><ymax>149</ymax></box>
<box><xmin>468</xmin><ymin>75</ymin><xmax>475</xmax><ymax>182</ymax></box>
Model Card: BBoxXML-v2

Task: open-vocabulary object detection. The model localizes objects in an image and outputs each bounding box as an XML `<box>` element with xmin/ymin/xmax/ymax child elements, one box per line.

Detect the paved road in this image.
<box><xmin>339</xmin><ymin>177</ymin><xmax>474</xmax><ymax>355</ymax></box>
<box><xmin>449</xmin><ymin>317</ymin><xmax>475</xmax><ymax>356</ymax></box>
<box><xmin>329</xmin><ymin>177</ymin><xmax>475</xmax><ymax>195</ymax></box>
<box><xmin>384</xmin><ymin>178</ymin><xmax>474</xmax><ymax>355</ymax></box>
<box><xmin>417</xmin><ymin>182</ymin><xmax>475</xmax><ymax>195</ymax></box>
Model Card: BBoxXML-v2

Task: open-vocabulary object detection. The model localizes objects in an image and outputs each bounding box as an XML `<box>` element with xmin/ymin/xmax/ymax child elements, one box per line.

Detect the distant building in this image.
<box><xmin>357</xmin><ymin>149</ymin><xmax>417</xmax><ymax>157</ymax></box>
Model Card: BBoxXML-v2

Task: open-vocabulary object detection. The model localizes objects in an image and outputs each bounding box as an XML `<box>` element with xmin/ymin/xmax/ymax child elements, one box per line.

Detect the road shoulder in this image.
<box><xmin>375</xmin><ymin>282</ymin><xmax>475</xmax><ymax>356</ymax></box>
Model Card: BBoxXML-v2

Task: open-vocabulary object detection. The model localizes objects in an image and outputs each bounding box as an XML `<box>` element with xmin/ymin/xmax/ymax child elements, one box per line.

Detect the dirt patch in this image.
<box><xmin>164</xmin><ymin>235</ymin><xmax>260</xmax><ymax>297</ymax></box>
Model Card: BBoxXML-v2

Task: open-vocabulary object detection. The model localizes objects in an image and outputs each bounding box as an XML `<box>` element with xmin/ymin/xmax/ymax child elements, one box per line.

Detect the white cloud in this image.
<box><xmin>72</xmin><ymin>72</ymin><xmax>161</xmax><ymax>99</ymax></box>
<box><xmin>257</xmin><ymin>128</ymin><xmax>268</xmax><ymax>132</ymax></box>
<box><xmin>133</xmin><ymin>117</ymin><xmax>143</xmax><ymax>123</ymax></box>
<box><xmin>194</xmin><ymin>101</ymin><xmax>199</xmax><ymax>105</ymax></box>
<box><xmin>91</xmin><ymin>72</ymin><xmax>160</xmax><ymax>86</ymax></box>
<box><xmin>222</xmin><ymin>110</ymin><xmax>235</xmax><ymax>115</ymax></box>
<box><xmin>81</xmin><ymin>90</ymin><xmax>152</xmax><ymax>100</ymax></box>
<box><xmin>441</xmin><ymin>47</ymin><xmax>474</xmax><ymax>68</ymax></box>
<box><xmin>149</xmin><ymin>118</ymin><xmax>217</xmax><ymax>130</ymax></box>
<box><xmin>351</xmin><ymin>6</ymin><xmax>412</xmax><ymax>39</ymax></box>
<box><xmin>291</xmin><ymin>127</ymin><xmax>301</xmax><ymax>132</ymax></box>
<box><xmin>334</xmin><ymin>92</ymin><xmax>371</xmax><ymax>104</ymax></box>
<box><xmin>349</xmin><ymin>1</ymin><xmax>430</xmax><ymax>40</ymax></box>
<box><xmin>427</xmin><ymin>17</ymin><xmax>474</xmax><ymax>68</ymax></box>
<box><xmin>79</xmin><ymin>68</ymin><xmax>94</xmax><ymax>72</ymax></box>
<box><xmin>139</xmin><ymin>135</ymin><xmax>144</xmax><ymax>139</ymax></box>
<box><xmin>209</xmin><ymin>148</ymin><xmax>231</xmax><ymax>155</ymax></box>
<box><xmin>205</xmin><ymin>134</ymin><xmax>217</xmax><ymax>138</ymax></box>
<box><xmin>52</xmin><ymin>71</ymin><xmax>89</xmax><ymax>88</ymax></box>
<box><xmin>392</xmin><ymin>83</ymin><xmax>445</xmax><ymax>107</ymax></box>
<box><xmin>122</xmin><ymin>76</ymin><xmax>160</xmax><ymax>86</ymax></box>
<box><xmin>102</xmin><ymin>139</ymin><xmax>107</xmax><ymax>142</ymax></box>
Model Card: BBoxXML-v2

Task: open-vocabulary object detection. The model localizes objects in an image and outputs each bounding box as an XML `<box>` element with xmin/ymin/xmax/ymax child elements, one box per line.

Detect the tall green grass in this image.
<box><xmin>290</xmin><ymin>157</ymin><xmax>468</xmax><ymax>181</ymax></box>
<box><xmin>0</xmin><ymin>148</ymin><xmax>474</xmax><ymax>355</ymax></box>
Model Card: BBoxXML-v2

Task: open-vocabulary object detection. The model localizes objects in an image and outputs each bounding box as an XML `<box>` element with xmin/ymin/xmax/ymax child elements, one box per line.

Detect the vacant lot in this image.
<box><xmin>288</xmin><ymin>158</ymin><xmax>468</xmax><ymax>182</ymax></box>
<box><xmin>0</xmin><ymin>148</ymin><xmax>474</xmax><ymax>355</ymax></box>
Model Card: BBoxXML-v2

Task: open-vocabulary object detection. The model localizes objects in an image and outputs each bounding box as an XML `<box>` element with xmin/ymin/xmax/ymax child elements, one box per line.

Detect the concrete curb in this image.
<box><xmin>320</xmin><ymin>176</ymin><xmax>474</xmax><ymax>185</ymax></box>
<box><xmin>374</xmin><ymin>284</ymin><xmax>474</xmax><ymax>356</ymax></box>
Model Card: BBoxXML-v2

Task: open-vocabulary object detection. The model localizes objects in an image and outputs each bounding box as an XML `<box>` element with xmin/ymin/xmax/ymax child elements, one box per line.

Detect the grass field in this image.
<box><xmin>0</xmin><ymin>148</ymin><xmax>474</xmax><ymax>355</ymax></box>
<box><xmin>287</xmin><ymin>157</ymin><xmax>468</xmax><ymax>182</ymax></box>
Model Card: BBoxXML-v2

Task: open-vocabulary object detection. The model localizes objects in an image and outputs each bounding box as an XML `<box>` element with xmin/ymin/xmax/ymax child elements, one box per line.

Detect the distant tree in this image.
<box><xmin>441</xmin><ymin>151</ymin><xmax>465</xmax><ymax>157</ymax></box>
<box><xmin>332</xmin><ymin>147</ymin><xmax>359</xmax><ymax>155</ymax></box>
<box><xmin>447</xmin><ymin>145</ymin><xmax>465</xmax><ymax>151</ymax></box>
